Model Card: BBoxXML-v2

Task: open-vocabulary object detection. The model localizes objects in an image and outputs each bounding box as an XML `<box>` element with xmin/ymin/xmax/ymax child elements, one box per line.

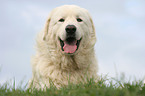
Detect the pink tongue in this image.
<box><xmin>63</xmin><ymin>41</ymin><xmax>77</xmax><ymax>53</ymax></box>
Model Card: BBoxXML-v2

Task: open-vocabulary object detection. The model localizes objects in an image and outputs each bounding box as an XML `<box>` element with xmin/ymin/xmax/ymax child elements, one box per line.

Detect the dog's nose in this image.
<box><xmin>65</xmin><ymin>25</ymin><xmax>76</xmax><ymax>34</ymax></box>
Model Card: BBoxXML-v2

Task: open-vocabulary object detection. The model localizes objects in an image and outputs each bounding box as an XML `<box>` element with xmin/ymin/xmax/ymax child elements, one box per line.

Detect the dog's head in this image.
<box><xmin>43</xmin><ymin>5</ymin><xmax>96</xmax><ymax>55</ymax></box>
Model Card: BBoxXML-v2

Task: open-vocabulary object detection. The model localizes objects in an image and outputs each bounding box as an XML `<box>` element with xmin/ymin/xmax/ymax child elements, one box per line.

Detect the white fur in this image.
<box><xmin>29</xmin><ymin>5</ymin><xmax>98</xmax><ymax>89</ymax></box>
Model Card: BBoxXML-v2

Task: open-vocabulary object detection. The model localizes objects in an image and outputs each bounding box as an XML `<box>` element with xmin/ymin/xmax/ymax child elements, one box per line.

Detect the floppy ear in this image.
<box><xmin>90</xmin><ymin>17</ymin><xmax>96</xmax><ymax>38</ymax></box>
<box><xmin>43</xmin><ymin>16</ymin><xmax>51</xmax><ymax>41</ymax></box>
<box><xmin>88</xmin><ymin>14</ymin><xmax>97</xmax><ymax>46</ymax></box>
<box><xmin>43</xmin><ymin>8</ymin><xmax>58</xmax><ymax>40</ymax></box>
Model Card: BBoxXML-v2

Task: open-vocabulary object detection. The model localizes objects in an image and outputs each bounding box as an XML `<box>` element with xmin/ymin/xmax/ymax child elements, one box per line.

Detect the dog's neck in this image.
<box><xmin>47</xmin><ymin>48</ymin><xmax>95</xmax><ymax>72</ymax></box>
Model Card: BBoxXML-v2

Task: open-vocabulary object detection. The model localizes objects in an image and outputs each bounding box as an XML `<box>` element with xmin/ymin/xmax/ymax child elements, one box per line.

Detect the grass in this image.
<box><xmin>0</xmin><ymin>76</ymin><xmax>145</xmax><ymax>96</ymax></box>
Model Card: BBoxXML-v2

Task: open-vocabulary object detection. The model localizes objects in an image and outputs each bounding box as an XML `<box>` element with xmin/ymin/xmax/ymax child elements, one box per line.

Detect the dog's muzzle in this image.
<box><xmin>59</xmin><ymin>25</ymin><xmax>81</xmax><ymax>54</ymax></box>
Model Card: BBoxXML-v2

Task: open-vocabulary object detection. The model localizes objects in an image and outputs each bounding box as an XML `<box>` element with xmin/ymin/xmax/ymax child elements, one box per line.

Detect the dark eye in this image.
<box><xmin>59</xmin><ymin>18</ymin><xmax>65</xmax><ymax>22</ymax></box>
<box><xmin>77</xmin><ymin>18</ymin><xmax>83</xmax><ymax>22</ymax></box>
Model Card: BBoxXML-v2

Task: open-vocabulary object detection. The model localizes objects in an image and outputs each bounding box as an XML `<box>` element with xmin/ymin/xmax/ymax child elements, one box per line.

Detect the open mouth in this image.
<box><xmin>59</xmin><ymin>37</ymin><xmax>82</xmax><ymax>54</ymax></box>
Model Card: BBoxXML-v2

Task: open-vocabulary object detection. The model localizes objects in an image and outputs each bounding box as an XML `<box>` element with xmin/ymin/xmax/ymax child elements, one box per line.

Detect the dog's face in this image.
<box><xmin>43</xmin><ymin>5</ymin><xmax>96</xmax><ymax>55</ymax></box>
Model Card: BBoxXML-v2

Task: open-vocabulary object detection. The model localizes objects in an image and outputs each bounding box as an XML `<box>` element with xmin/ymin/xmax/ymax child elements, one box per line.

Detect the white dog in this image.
<box><xmin>29</xmin><ymin>5</ymin><xmax>98</xmax><ymax>89</ymax></box>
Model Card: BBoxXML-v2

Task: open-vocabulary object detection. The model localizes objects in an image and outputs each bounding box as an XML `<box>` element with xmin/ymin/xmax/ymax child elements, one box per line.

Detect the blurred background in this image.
<box><xmin>0</xmin><ymin>0</ymin><xmax>145</xmax><ymax>85</ymax></box>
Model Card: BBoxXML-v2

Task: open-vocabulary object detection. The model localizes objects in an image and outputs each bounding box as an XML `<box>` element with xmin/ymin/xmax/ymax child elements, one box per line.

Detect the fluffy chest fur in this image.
<box><xmin>30</xmin><ymin>44</ymin><xmax>97</xmax><ymax>89</ymax></box>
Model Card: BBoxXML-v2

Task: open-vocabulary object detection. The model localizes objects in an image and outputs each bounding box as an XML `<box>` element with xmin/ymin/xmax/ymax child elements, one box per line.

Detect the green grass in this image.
<box><xmin>0</xmin><ymin>77</ymin><xmax>145</xmax><ymax>96</ymax></box>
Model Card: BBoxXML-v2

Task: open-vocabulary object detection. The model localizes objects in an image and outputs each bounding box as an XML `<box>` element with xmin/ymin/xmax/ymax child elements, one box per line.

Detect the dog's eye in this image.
<box><xmin>76</xmin><ymin>18</ymin><xmax>83</xmax><ymax>22</ymax></box>
<box><xmin>59</xmin><ymin>18</ymin><xmax>65</xmax><ymax>22</ymax></box>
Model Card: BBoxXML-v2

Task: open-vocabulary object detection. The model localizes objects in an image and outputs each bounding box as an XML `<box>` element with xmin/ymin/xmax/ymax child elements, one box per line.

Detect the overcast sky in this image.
<box><xmin>0</xmin><ymin>0</ymin><xmax>145</xmax><ymax>85</ymax></box>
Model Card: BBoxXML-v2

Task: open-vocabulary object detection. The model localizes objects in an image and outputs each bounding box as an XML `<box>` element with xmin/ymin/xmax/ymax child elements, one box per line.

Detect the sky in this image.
<box><xmin>0</xmin><ymin>0</ymin><xmax>145</xmax><ymax>85</ymax></box>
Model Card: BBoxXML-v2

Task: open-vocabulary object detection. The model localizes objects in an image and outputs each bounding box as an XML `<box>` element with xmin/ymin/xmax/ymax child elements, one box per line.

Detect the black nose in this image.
<box><xmin>65</xmin><ymin>25</ymin><xmax>76</xmax><ymax>34</ymax></box>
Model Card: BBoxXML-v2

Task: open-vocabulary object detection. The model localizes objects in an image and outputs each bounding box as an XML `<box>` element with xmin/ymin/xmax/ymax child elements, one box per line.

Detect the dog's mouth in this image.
<box><xmin>59</xmin><ymin>37</ymin><xmax>82</xmax><ymax>54</ymax></box>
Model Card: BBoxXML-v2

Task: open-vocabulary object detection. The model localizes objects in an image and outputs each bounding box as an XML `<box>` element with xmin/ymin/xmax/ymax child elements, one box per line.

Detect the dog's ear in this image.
<box><xmin>43</xmin><ymin>8</ymin><xmax>58</xmax><ymax>40</ymax></box>
<box><xmin>90</xmin><ymin>16</ymin><xmax>96</xmax><ymax>38</ymax></box>
<box><xmin>43</xmin><ymin>15</ymin><xmax>51</xmax><ymax>41</ymax></box>
<box><xmin>88</xmin><ymin>13</ymin><xmax>97</xmax><ymax>46</ymax></box>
